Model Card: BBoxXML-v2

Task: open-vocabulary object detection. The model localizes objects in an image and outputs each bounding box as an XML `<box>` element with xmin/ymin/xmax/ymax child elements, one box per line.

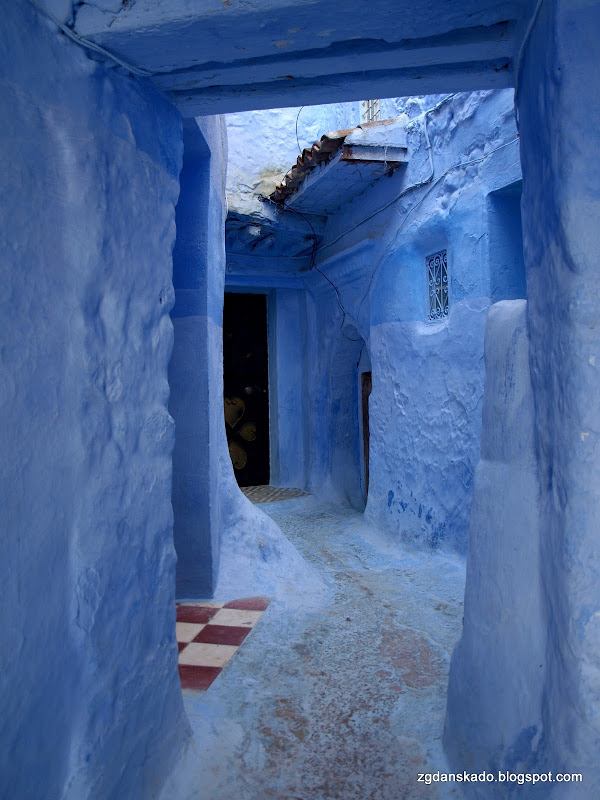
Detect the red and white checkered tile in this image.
<box><xmin>176</xmin><ymin>597</ymin><xmax>270</xmax><ymax>691</ymax></box>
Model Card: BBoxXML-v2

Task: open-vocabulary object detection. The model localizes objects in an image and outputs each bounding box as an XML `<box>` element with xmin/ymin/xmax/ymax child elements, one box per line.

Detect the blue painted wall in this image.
<box><xmin>445</xmin><ymin>1</ymin><xmax>600</xmax><ymax>795</ymax></box>
<box><xmin>170</xmin><ymin>116</ymin><xmax>228</xmax><ymax>597</ymax></box>
<box><xmin>300</xmin><ymin>90</ymin><xmax>523</xmax><ymax>542</ymax></box>
<box><xmin>225</xmin><ymin>90</ymin><xmax>524</xmax><ymax>543</ymax></box>
<box><xmin>267</xmin><ymin>287</ymin><xmax>310</xmax><ymax>489</ymax></box>
<box><xmin>6</xmin><ymin>2</ymin><xmax>600</xmax><ymax>796</ymax></box>
<box><xmin>170</xmin><ymin>119</ymin><xmax>326</xmax><ymax>602</ymax></box>
<box><xmin>487</xmin><ymin>181</ymin><xmax>526</xmax><ymax>302</ymax></box>
<box><xmin>445</xmin><ymin>300</ymin><xmax>546</xmax><ymax>790</ymax></box>
<box><xmin>0</xmin><ymin>2</ymin><xmax>187</xmax><ymax>797</ymax></box>
<box><xmin>363</xmin><ymin>91</ymin><xmax>522</xmax><ymax>551</ymax></box>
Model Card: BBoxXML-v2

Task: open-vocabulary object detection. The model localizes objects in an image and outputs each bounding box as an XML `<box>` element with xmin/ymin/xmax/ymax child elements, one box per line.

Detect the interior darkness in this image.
<box><xmin>223</xmin><ymin>292</ymin><xmax>270</xmax><ymax>487</ymax></box>
<box><xmin>361</xmin><ymin>371</ymin><xmax>372</xmax><ymax>501</ymax></box>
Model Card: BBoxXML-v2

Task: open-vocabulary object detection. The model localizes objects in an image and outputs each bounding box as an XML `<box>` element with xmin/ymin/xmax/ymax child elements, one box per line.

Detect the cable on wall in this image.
<box><xmin>514</xmin><ymin>0</ymin><xmax>546</xmax><ymax>117</ymax></box>
<box><xmin>280</xmin><ymin>203</ymin><xmax>364</xmax><ymax>343</ymax></box>
<box><xmin>295</xmin><ymin>107</ymin><xmax>306</xmax><ymax>156</ymax></box>
<box><xmin>28</xmin><ymin>0</ymin><xmax>153</xmax><ymax>77</ymax></box>
<box><xmin>353</xmin><ymin>134</ymin><xmax>521</xmax><ymax>323</ymax></box>
<box><xmin>318</xmin><ymin>93</ymin><xmax>457</xmax><ymax>256</ymax></box>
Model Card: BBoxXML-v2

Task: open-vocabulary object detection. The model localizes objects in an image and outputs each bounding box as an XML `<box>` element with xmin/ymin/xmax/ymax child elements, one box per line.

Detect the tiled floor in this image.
<box><xmin>176</xmin><ymin>597</ymin><xmax>270</xmax><ymax>691</ymax></box>
<box><xmin>240</xmin><ymin>485</ymin><xmax>308</xmax><ymax>503</ymax></box>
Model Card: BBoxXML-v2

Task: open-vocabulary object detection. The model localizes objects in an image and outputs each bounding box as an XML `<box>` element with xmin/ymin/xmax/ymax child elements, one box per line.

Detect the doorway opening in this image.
<box><xmin>223</xmin><ymin>291</ymin><xmax>270</xmax><ymax>487</ymax></box>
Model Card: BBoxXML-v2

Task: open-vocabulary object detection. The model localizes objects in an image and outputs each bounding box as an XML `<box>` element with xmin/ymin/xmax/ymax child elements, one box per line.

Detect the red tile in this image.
<box><xmin>223</xmin><ymin>596</ymin><xmax>271</xmax><ymax>611</ymax></box>
<box><xmin>179</xmin><ymin>665</ymin><xmax>222</xmax><ymax>690</ymax></box>
<box><xmin>176</xmin><ymin>605</ymin><xmax>219</xmax><ymax>624</ymax></box>
<box><xmin>193</xmin><ymin>624</ymin><xmax>250</xmax><ymax>646</ymax></box>
<box><xmin>178</xmin><ymin>642</ymin><xmax>187</xmax><ymax>653</ymax></box>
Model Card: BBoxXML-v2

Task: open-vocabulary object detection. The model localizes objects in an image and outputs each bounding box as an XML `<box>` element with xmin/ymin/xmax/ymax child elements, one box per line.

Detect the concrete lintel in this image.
<box><xmin>170</xmin><ymin>58</ymin><xmax>513</xmax><ymax>117</ymax></box>
<box><xmin>340</xmin><ymin>145</ymin><xmax>408</xmax><ymax>163</ymax></box>
<box><xmin>153</xmin><ymin>22</ymin><xmax>515</xmax><ymax>92</ymax></box>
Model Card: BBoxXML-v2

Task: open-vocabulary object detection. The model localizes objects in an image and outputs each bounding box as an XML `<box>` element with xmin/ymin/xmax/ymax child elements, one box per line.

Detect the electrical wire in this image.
<box><xmin>247</xmin><ymin>96</ymin><xmax>518</xmax><ymax>345</ymax></box>
<box><xmin>280</xmin><ymin>203</ymin><xmax>363</xmax><ymax>342</ymax></box>
<box><xmin>295</xmin><ymin>106</ymin><xmax>305</xmax><ymax>155</ymax></box>
<box><xmin>255</xmin><ymin>97</ymin><xmax>459</xmax><ymax>344</ymax></box>
<box><xmin>318</xmin><ymin>93</ymin><xmax>457</xmax><ymax>256</ymax></box>
<box><xmin>353</xmin><ymin>134</ymin><xmax>521</xmax><ymax>323</ymax></box>
<box><xmin>514</xmin><ymin>0</ymin><xmax>546</xmax><ymax>114</ymax></box>
<box><xmin>28</xmin><ymin>0</ymin><xmax>153</xmax><ymax>77</ymax></box>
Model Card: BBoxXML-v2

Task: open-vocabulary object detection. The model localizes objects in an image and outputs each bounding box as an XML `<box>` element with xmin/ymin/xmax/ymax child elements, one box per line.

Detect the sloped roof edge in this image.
<box><xmin>270</xmin><ymin>117</ymin><xmax>408</xmax><ymax>205</ymax></box>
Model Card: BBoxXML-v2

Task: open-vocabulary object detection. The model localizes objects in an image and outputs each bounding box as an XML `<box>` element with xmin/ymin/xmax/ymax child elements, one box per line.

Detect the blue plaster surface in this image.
<box><xmin>223</xmin><ymin>89</ymin><xmax>524</xmax><ymax>550</ymax></box>
<box><xmin>510</xmin><ymin>0</ymin><xmax>600</xmax><ymax>794</ymax></box>
<box><xmin>303</xmin><ymin>283</ymin><xmax>366</xmax><ymax>510</ymax></box>
<box><xmin>367</xmin><ymin>298</ymin><xmax>489</xmax><ymax>553</ymax></box>
<box><xmin>169</xmin><ymin>113</ymin><xmax>325</xmax><ymax>602</ymax></box>
<box><xmin>487</xmin><ymin>182</ymin><xmax>526</xmax><ymax>302</ymax></box>
<box><xmin>444</xmin><ymin>301</ymin><xmax>546</xmax><ymax>794</ymax></box>
<box><xmin>300</xmin><ymin>90</ymin><xmax>522</xmax><ymax>551</ymax></box>
<box><xmin>6</xmin><ymin>3</ymin><xmax>600</xmax><ymax>798</ymax></box>
<box><xmin>67</xmin><ymin>0</ymin><xmax>518</xmax><ymax>116</ymax></box>
<box><xmin>0</xmin><ymin>2</ymin><xmax>187</xmax><ymax>797</ymax></box>
<box><xmin>443</xmin><ymin>2</ymin><xmax>600</xmax><ymax>793</ymax></box>
<box><xmin>267</xmin><ymin>288</ymin><xmax>309</xmax><ymax>490</ymax></box>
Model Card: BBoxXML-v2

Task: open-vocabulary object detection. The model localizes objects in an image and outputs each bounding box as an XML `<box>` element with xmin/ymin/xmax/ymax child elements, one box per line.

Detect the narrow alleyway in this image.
<box><xmin>165</xmin><ymin>496</ymin><xmax>466</xmax><ymax>800</ymax></box>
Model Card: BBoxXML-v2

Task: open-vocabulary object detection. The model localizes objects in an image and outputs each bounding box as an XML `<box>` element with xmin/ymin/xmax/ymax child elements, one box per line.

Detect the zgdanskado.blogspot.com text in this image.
<box><xmin>417</xmin><ymin>771</ymin><xmax>583</xmax><ymax>786</ymax></box>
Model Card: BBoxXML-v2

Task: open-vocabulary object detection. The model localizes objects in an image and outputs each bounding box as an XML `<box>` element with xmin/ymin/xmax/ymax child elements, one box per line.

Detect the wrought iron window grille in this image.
<box><xmin>360</xmin><ymin>99</ymin><xmax>381</xmax><ymax>124</ymax></box>
<box><xmin>427</xmin><ymin>250</ymin><xmax>449</xmax><ymax>321</ymax></box>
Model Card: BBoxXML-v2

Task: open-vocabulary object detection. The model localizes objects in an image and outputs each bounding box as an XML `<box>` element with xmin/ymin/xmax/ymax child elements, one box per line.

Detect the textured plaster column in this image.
<box><xmin>170</xmin><ymin>117</ymin><xmax>228</xmax><ymax>598</ymax></box>
<box><xmin>518</xmin><ymin>0</ymin><xmax>600</xmax><ymax>791</ymax></box>
<box><xmin>444</xmin><ymin>301</ymin><xmax>545</xmax><ymax>790</ymax></box>
<box><xmin>445</xmin><ymin>2</ymin><xmax>600</xmax><ymax>793</ymax></box>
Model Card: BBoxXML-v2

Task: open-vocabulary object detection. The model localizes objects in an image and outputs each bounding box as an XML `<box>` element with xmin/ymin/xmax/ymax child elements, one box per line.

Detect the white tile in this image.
<box><xmin>176</xmin><ymin>622</ymin><xmax>205</xmax><ymax>643</ymax></box>
<box><xmin>178</xmin><ymin>642</ymin><xmax>238</xmax><ymax>668</ymax></box>
<box><xmin>187</xmin><ymin>601</ymin><xmax>225</xmax><ymax>608</ymax></box>
<box><xmin>209</xmin><ymin>608</ymin><xmax>263</xmax><ymax>627</ymax></box>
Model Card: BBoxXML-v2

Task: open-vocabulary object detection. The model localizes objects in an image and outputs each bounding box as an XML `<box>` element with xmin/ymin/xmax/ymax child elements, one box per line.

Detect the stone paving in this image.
<box><xmin>165</xmin><ymin>497</ymin><xmax>466</xmax><ymax>800</ymax></box>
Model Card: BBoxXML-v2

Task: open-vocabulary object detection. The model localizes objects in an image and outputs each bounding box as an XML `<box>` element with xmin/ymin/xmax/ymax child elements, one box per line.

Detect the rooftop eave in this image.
<box><xmin>270</xmin><ymin>127</ymin><xmax>408</xmax><ymax>213</ymax></box>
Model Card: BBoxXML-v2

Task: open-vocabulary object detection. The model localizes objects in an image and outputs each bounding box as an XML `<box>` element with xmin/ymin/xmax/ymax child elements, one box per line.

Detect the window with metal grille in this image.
<box><xmin>427</xmin><ymin>250</ymin><xmax>449</xmax><ymax>321</ymax></box>
<box><xmin>360</xmin><ymin>99</ymin><xmax>381</xmax><ymax>124</ymax></box>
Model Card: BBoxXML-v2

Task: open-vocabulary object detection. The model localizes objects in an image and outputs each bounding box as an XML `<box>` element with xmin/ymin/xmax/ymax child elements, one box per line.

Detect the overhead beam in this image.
<box><xmin>169</xmin><ymin>58</ymin><xmax>513</xmax><ymax>117</ymax></box>
<box><xmin>154</xmin><ymin>23</ymin><xmax>514</xmax><ymax>93</ymax></box>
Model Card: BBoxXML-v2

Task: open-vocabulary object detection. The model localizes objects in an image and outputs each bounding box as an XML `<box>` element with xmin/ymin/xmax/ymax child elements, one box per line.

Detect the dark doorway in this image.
<box><xmin>223</xmin><ymin>292</ymin><xmax>270</xmax><ymax>487</ymax></box>
<box><xmin>361</xmin><ymin>371</ymin><xmax>372</xmax><ymax>500</ymax></box>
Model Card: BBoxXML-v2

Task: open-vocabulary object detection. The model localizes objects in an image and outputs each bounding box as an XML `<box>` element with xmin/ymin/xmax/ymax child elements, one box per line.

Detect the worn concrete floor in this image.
<box><xmin>167</xmin><ymin>497</ymin><xmax>467</xmax><ymax>800</ymax></box>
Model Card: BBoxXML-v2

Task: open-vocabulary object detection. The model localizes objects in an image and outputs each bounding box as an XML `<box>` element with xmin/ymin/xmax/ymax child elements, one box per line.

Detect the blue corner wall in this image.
<box><xmin>169</xmin><ymin>116</ymin><xmax>228</xmax><ymax>598</ymax></box>
<box><xmin>304</xmin><ymin>90</ymin><xmax>524</xmax><ymax>548</ymax></box>
<box><xmin>445</xmin><ymin>1</ymin><xmax>600</xmax><ymax>794</ymax></box>
<box><xmin>444</xmin><ymin>300</ymin><xmax>546</xmax><ymax>788</ymax></box>
<box><xmin>0</xmin><ymin>2</ymin><xmax>188</xmax><ymax>798</ymax></box>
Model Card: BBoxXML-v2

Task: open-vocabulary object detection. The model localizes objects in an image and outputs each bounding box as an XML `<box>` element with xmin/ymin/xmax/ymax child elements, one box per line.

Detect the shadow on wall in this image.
<box><xmin>487</xmin><ymin>181</ymin><xmax>526</xmax><ymax>303</ymax></box>
<box><xmin>445</xmin><ymin>299</ymin><xmax>545</xmax><ymax>789</ymax></box>
<box><xmin>306</xmin><ymin>310</ymin><xmax>367</xmax><ymax>512</ymax></box>
<box><xmin>169</xmin><ymin>119</ymin><xmax>216</xmax><ymax>598</ymax></box>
